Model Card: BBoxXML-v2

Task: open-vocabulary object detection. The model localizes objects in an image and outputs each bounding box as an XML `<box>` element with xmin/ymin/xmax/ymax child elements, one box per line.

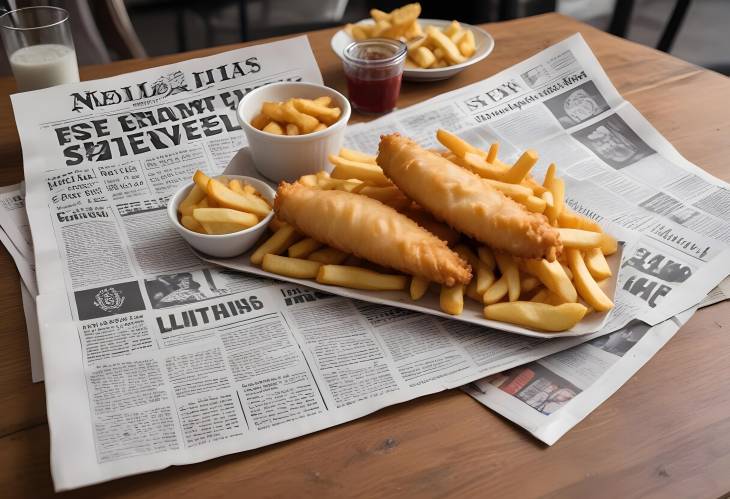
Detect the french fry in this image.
<box><xmin>193</xmin><ymin>170</ymin><xmax>212</xmax><ymax>191</ymax></box>
<box><xmin>288</xmin><ymin>237</ymin><xmax>322</xmax><ymax>258</ymax></box>
<box><xmin>314</xmin><ymin>123</ymin><xmax>327</xmax><ymax>132</ymax></box>
<box><xmin>600</xmin><ymin>233</ymin><xmax>618</xmax><ymax>256</ymax></box>
<box><xmin>293</xmin><ymin>98</ymin><xmax>341</xmax><ymax>125</ymax></box>
<box><xmin>308</xmin><ymin>247</ymin><xmax>348</xmax><ymax>265</ymax></box>
<box><xmin>197</xmin><ymin>197</ymin><xmax>209</xmax><ymax>209</ymax></box>
<box><xmin>557</xmin><ymin>209</ymin><xmax>603</xmax><ymax>232</ymax></box>
<box><xmin>484</xmin><ymin>275</ymin><xmax>508</xmax><ymax>305</ymax></box>
<box><xmin>458</xmin><ymin>29</ymin><xmax>476</xmax><ymax>57</ymax></box>
<box><xmin>483</xmin><ymin>302</ymin><xmax>588</xmax><ymax>332</ymax></box>
<box><xmin>524</xmin><ymin>195</ymin><xmax>547</xmax><ymax>213</ymax></box>
<box><xmin>370</xmin><ymin>8</ymin><xmax>389</xmax><ymax>22</ymax></box>
<box><xmin>477</xmin><ymin>246</ymin><xmax>496</xmax><ymax>270</ymax></box>
<box><xmin>193</xmin><ymin>207</ymin><xmax>258</xmax><ymax>229</ymax></box>
<box><xmin>250</xmin><ymin>224</ymin><xmax>300</xmax><ymax>265</ymax></box>
<box><xmin>329</xmin><ymin>155</ymin><xmax>390</xmax><ymax>186</ymax></box>
<box><xmin>403</xmin><ymin>20</ymin><xmax>423</xmax><ymax>38</ymax></box>
<box><xmin>349</xmin><ymin>24</ymin><xmax>368</xmax><ymax>41</ymax></box>
<box><xmin>495</xmin><ymin>253</ymin><xmax>520</xmax><ymax>302</ymax></box>
<box><xmin>180</xmin><ymin>215</ymin><xmax>204</xmax><ymax>233</ymax></box>
<box><xmin>465</xmin><ymin>279</ymin><xmax>483</xmax><ymax>303</ymax></box>
<box><xmin>261</xmin><ymin>101</ymin><xmax>288</xmax><ymax>122</ymax></box>
<box><xmin>314</xmin><ymin>96</ymin><xmax>332</xmax><ymax>106</ymax></box>
<box><xmin>440</xmin><ymin>284</ymin><xmax>464</xmax><ymax>315</ymax></box>
<box><xmin>282</xmin><ymin>101</ymin><xmax>319</xmax><ymax>133</ymax></box>
<box><xmin>561</xmin><ymin>263</ymin><xmax>574</xmax><ymax>281</ymax></box>
<box><xmin>425</xmin><ymin>26</ymin><xmax>465</xmax><ymax>64</ymax></box>
<box><xmin>545</xmin><ymin>177</ymin><xmax>564</xmax><ymax>225</ymax></box>
<box><xmin>410</xmin><ymin>276</ymin><xmax>429</xmax><ymax>300</ymax></box>
<box><xmin>199</xmin><ymin>221</ymin><xmax>249</xmax><ymax>235</ymax></box>
<box><xmin>207</xmin><ymin>178</ymin><xmax>271</xmax><ymax>217</ymax></box>
<box><xmin>487</xmin><ymin>143</ymin><xmax>499</xmax><ymax>164</ymax></box>
<box><xmin>339</xmin><ymin>147</ymin><xmax>377</xmax><ymax>164</ymax></box>
<box><xmin>390</xmin><ymin>3</ymin><xmax>421</xmax><ymax>27</ymax></box>
<box><xmin>286</xmin><ymin>123</ymin><xmax>300</xmax><ymax>135</ymax></box>
<box><xmin>436</xmin><ymin>128</ymin><xmax>485</xmax><ymax>158</ymax></box>
<box><xmin>316</xmin><ymin>265</ymin><xmax>408</xmax><ymax>291</ymax></box>
<box><xmin>262</xmin><ymin>121</ymin><xmax>284</xmax><ymax>135</ymax></box>
<box><xmin>541</xmin><ymin>190</ymin><xmax>554</xmax><ymax>209</ymax></box>
<box><xmin>262</xmin><ymin>254</ymin><xmax>322</xmax><ymax>279</ymax></box>
<box><xmin>411</xmin><ymin>46</ymin><xmax>436</xmax><ymax>68</ymax></box>
<box><xmin>503</xmin><ymin>150</ymin><xmax>538</xmax><ymax>184</ymax></box>
<box><xmin>567</xmin><ymin>248</ymin><xmax>614</xmax><ymax>312</ymax></box>
<box><xmin>455</xmin><ymin>245</ymin><xmax>495</xmax><ymax>295</ymax></box>
<box><xmin>520</xmin><ymin>275</ymin><xmax>541</xmax><ymax>294</ymax></box>
<box><xmin>250</xmin><ymin>113</ymin><xmax>271</xmax><ymax>130</ymax></box>
<box><xmin>442</xmin><ymin>20</ymin><xmax>462</xmax><ymax>37</ymax></box>
<box><xmin>228</xmin><ymin>179</ymin><xmax>245</xmax><ymax>194</ymax></box>
<box><xmin>585</xmin><ymin>247</ymin><xmax>612</xmax><ymax>280</ymax></box>
<box><xmin>531</xmin><ymin>288</ymin><xmax>550</xmax><ymax>304</ymax></box>
<box><xmin>179</xmin><ymin>185</ymin><xmax>206</xmax><ymax>216</ymax></box>
<box><xmin>523</xmin><ymin>258</ymin><xmax>578</xmax><ymax>303</ymax></box>
<box><xmin>543</xmin><ymin>163</ymin><xmax>556</xmax><ymax>188</ymax></box>
<box><xmin>557</xmin><ymin>228</ymin><xmax>604</xmax><ymax>249</ymax></box>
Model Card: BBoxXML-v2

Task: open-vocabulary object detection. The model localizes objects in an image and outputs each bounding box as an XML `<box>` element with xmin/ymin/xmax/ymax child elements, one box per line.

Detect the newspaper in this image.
<box><xmin>345</xmin><ymin>33</ymin><xmax>730</xmax><ymax>331</ymax></box>
<box><xmin>464</xmin><ymin>304</ymin><xmax>699</xmax><ymax>445</ymax></box>
<box><xmin>8</xmin><ymin>34</ymin><xmax>730</xmax><ymax>490</ymax></box>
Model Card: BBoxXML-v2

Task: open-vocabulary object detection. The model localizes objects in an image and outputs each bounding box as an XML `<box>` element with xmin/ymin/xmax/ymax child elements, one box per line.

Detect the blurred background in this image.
<box><xmin>1</xmin><ymin>0</ymin><xmax>728</xmax><ymax>74</ymax></box>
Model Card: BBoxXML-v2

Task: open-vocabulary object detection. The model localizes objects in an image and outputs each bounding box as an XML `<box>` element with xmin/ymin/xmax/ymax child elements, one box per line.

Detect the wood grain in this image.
<box><xmin>0</xmin><ymin>13</ymin><xmax>729</xmax><ymax>498</ymax></box>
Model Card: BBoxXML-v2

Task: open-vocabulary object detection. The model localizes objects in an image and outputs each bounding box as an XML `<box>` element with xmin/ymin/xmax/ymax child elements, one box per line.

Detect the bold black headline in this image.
<box><xmin>53</xmin><ymin>57</ymin><xmax>301</xmax><ymax>166</ymax></box>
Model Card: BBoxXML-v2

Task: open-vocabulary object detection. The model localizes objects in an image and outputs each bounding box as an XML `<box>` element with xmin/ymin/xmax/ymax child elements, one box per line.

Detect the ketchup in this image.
<box><xmin>342</xmin><ymin>39</ymin><xmax>406</xmax><ymax>114</ymax></box>
<box><xmin>346</xmin><ymin>73</ymin><xmax>402</xmax><ymax>114</ymax></box>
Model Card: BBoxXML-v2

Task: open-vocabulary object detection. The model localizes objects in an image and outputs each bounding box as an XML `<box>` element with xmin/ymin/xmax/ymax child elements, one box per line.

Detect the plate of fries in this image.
<box><xmin>196</xmin><ymin>133</ymin><xmax>623</xmax><ymax>339</ymax></box>
<box><xmin>331</xmin><ymin>3</ymin><xmax>494</xmax><ymax>81</ymax></box>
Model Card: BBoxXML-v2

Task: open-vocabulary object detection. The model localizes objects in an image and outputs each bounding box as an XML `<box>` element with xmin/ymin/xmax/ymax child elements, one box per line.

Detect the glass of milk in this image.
<box><xmin>0</xmin><ymin>6</ymin><xmax>80</xmax><ymax>92</ymax></box>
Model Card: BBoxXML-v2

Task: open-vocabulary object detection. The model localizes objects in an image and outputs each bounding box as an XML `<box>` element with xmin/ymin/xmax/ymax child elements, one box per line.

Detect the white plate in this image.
<box><xmin>330</xmin><ymin>19</ymin><xmax>495</xmax><ymax>82</ymax></box>
<box><xmin>194</xmin><ymin>148</ymin><xmax>623</xmax><ymax>339</ymax></box>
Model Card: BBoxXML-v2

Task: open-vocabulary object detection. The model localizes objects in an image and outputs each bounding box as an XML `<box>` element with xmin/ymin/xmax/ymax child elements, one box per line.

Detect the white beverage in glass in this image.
<box><xmin>9</xmin><ymin>43</ymin><xmax>79</xmax><ymax>91</ymax></box>
<box><xmin>1</xmin><ymin>7</ymin><xmax>80</xmax><ymax>92</ymax></box>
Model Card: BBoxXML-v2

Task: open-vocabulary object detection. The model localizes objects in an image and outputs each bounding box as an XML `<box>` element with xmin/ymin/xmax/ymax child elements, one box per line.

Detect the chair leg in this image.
<box><xmin>498</xmin><ymin>0</ymin><xmax>519</xmax><ymax>20</ymax></box>
<box><xmin>177</xmin><ymin>9</ymin><xmax>186</xmax><ymax>52</ymax></box>
<box><xmin>239</xmin><ymin>0</ymin><xmax>248</xmax><ymax>41</ymax></box>
<box><xmin>657</xmin><ymin>0</ymin><xmax>691</xmax><ymax>52</ymax></box>
<box><xmin>608</xmin><ymin>0</ymin><xmax>635</xmax><ymax>38</ymax></box>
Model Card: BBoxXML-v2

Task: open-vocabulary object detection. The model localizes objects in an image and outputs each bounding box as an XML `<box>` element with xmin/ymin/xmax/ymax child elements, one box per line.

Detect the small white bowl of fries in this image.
<box><xmin>237</xmin><ymin>82</ymin><xmax>351</xmax><ymax>182</ymax></box>
<box><xmin>332</xmin><ymin>3</ymin><xmax>495</xmax><ymax>81</ymax></box>
<box><xmin>168</xmin><ymin>171</ymin><xmax>275</xmax><ymax>258</ymax></box>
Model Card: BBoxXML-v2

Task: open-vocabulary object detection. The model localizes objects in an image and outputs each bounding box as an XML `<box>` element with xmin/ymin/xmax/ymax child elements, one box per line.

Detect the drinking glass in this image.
<box><xmin>0</xmin><ymin>6</ymin><xmax>79</xmax><ymax>92</ymax></box>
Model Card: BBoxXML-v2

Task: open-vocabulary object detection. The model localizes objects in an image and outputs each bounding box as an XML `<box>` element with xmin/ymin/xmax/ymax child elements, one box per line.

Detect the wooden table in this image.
<box><xmin>1</xmin><ymin>13</ymin><xmax>729</xmax><ymax>498</ymax></box>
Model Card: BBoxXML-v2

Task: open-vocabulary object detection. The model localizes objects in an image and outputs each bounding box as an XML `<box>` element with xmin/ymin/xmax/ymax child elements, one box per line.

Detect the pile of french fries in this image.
<box><xmin>178</xmin><ymin>170</ymin><xmax>271</xmax><ymax>235</ymax></box>
<box><xmin>344</xmin><ymin>3</ymin><xmax>476</xmax><ymax>69</ymax></box>
<box><xmin>251</xmin><ymin>96</ymin><xmax>342</xmax><ymax>136</ymax></box>
<box><xmin>249</xmin><ymin>132</ymin><xmax>618</xmax><ymax>332</ymax></box>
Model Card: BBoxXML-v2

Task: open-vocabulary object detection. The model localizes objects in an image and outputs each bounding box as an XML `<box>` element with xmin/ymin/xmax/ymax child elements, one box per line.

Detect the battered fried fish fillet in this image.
<box><xmin>378</xmin><ymin>134</ymin><xmax>561</xmax><ymax>260</ymax></box>
<box><xmin>275</xmin><ymin>182</ymin><xmax>471</xmax><ymax>286</ymax></box>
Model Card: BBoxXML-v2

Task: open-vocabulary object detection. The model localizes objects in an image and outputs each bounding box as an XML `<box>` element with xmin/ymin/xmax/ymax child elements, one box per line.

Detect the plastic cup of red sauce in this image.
<box><xmin>343</xmin><ymin>39</ymin><xmax>407</xmax><ymax>114</ymax></box>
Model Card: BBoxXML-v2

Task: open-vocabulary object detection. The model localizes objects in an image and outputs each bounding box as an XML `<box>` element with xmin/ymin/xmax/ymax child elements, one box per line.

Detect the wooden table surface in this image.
<box><xmin>1</xmin><ymin>13</ymin><xmax>729</xmax><ymax>499</ymax></box>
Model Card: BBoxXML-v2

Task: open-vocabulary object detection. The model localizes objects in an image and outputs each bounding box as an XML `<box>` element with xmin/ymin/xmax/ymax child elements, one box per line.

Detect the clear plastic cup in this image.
<box><xmin>342</xmin><ymin>38</ymin><xmax>406</xmax><ymax>114</ymax></box>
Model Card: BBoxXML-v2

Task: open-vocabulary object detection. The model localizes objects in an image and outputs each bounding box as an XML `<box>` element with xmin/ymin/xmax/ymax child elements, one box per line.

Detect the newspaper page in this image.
<box><xmin>8</xmin><ymin>36</ymin><xmax>612</xmax><ymax>491</ymax></box>
<box><xmin>345</xmin><ymin>33</ymin><xmax>730</xmax><ymax>331</ymax></box>
<box><xmin>464</xmin><ymin>304</ymin><xmax>699</xmax><ymax>445</ymax></box>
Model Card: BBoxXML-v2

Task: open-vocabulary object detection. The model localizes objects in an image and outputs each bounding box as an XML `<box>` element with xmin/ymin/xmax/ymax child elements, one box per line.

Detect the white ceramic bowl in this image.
<box><xmin>237</xmin><ymin>82</ymin><xmax>351</xmax><ymax>183</ymax></box>
<box><xmin>168</xmin><ymin>175</ymin><xmax>275</xmax><ymax>258</ymax></box>
<box><xmin>331</xmin><ymin>19</ymin><xmax>495</xmax><ymax>82</ymax></box>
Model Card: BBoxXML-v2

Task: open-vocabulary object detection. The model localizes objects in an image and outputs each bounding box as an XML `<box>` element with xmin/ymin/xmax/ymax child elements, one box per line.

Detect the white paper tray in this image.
<box><xmin>198</xmin><ymin>148</ymin><xmax>622</xmax><ymax>339</ymax></box>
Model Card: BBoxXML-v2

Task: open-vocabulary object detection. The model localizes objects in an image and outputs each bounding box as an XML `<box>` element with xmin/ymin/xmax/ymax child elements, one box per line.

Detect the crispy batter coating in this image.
<box><xmin>275</xmin><ymin>182</ymin><xmax>471</xmax><ymax>285</ymax></box>
<box><xmin>378</xmin><ymin>134</ymin><xmax>561</xmax><ymax>260</ymax></box>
